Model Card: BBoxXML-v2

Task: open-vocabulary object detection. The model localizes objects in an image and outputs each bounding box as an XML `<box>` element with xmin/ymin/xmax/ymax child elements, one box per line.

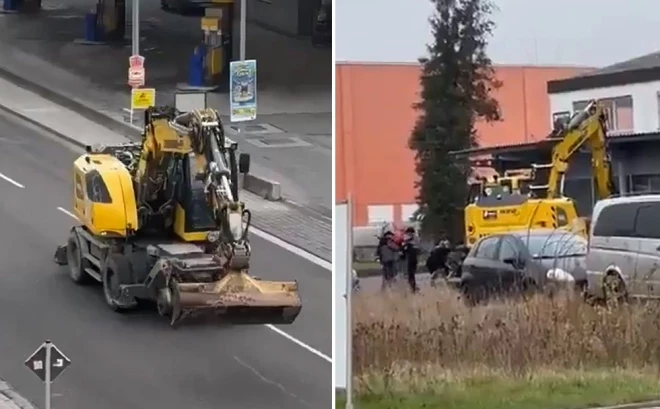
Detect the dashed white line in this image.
<box><xmin>0</xmin><ymin>172</ymin><xmax>24</xmax><ymax>188</ymax></box>
<box><xmin>57</xmin><ymin>207</ymin><xmax>77</xmax><ymax>219</ymax></box>
<box><xmin>56</xmin><ymin>206</ymin><xmax>332</xmax><ymax>363</ymax></box>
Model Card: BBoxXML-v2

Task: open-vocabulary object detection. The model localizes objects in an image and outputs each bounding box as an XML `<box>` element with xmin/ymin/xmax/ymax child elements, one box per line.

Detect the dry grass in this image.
<box><xmin>349</xmin><ymin>287</ymin><xmax>660</xmax><ymax>407</ymax></box>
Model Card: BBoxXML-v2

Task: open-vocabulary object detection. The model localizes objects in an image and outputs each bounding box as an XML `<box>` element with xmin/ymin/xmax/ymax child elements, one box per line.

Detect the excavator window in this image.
<box><xmin>84</xmin><ymin>170</ymin><xmax>112</xmax><ymax>204</ymax></box>
<box><xmin>179</xmin><ymin>154</ymin><xmax>216</xmax><ymax>232</ymax></box>
<box><xmin>75</xmin><ymin>173</ymin><xmax>84</xmax><ymax>200</ymax></box>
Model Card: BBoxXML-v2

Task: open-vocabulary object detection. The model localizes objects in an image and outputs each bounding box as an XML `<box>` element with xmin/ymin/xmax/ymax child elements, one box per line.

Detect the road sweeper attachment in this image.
<box><xmin>54</xmin><ymin>234</ymin><xmax>302</xmax><ymax>327</ymax></box>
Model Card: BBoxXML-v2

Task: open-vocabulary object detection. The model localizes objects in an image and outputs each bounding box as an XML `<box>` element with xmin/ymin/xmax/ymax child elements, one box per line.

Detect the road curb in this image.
<box><xmin>0</xmin><ymin>380</ymin><xmax>37</xmax><ymax>409</ymax></box>
<box><xmin>593</xmin><ymin>401</ymin><xmax>660</xmax><ymax>409</ymax></box>
<box><xmin>333</xmin><ymin>389</ymin><xmax>660</xmax><ymax>409</ymax></box>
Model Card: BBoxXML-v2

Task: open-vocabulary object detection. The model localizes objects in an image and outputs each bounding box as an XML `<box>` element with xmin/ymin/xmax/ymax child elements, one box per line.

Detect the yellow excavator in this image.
<box><xmin>463</xmin><ymin>100</ymin><xmax>616</xmax><ymax>245</ymax></box>
<box><xmin>54</xmin><ymin>106</ymin><xmax>302</xmax><ymax>327</ymax></box>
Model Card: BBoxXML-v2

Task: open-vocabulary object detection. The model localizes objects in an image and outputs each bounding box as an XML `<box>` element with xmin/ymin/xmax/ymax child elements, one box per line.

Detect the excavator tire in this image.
<box><xmin>66</xmin><ymin>229</ymin><xmax>92</xmax><ymax>285</ymax></box>
<box><xmin>102</xmin><ymin>253</ymin><xmax>138</xmax><ymax>313</ymax></box>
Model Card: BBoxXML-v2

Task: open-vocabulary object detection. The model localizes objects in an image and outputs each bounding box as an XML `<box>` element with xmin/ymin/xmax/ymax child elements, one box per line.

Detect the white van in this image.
<box><xmin>586</xmin><ymin>194</ymin><xmax>660</xmax><ymax>301</ymax></box>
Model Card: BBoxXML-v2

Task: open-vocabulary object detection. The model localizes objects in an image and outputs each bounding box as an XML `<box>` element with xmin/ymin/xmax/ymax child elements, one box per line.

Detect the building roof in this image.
<box><xmin>449</xmin><ymin>131</ymin><xmax>660</xmax><ymax>159</ymax></box>
<box><xmin>547</xmin><ymin>51</ymin><xmax>660</xmax><ymax>94</ymax></box>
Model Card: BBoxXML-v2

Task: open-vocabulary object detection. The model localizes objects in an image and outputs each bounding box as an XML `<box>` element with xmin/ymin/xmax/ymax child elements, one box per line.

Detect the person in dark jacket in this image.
<box><xmin>426</xmin><ymin>237</ymin><xmax>451</xmax><ymax>287</ymax></box>
<box><xmin>401</xmin><ymin>227</ymin><xmax>420</xmax><ymax>293</ymax></box>
<box><xmin>377</xmin><ymin>231</ymin><xmax>399</xmax><ymax>290</ymax></box>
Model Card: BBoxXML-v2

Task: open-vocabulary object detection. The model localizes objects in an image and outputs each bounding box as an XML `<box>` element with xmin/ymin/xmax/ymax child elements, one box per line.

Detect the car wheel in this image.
<box><xmin>603</xmin><ymin>273</ymin><xmax>626</xmax><ymax>305</ymax></box>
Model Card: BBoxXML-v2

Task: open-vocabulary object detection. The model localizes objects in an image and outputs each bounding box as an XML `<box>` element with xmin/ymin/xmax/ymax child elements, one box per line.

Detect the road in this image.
<box><xmin>0</xmin><ymin>111</ymin><xmax>331</xmax><ymax>409</ymax></box>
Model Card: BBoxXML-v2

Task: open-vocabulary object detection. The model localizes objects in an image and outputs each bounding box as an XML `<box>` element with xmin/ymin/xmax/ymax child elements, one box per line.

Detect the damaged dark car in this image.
<box><xmin>453</xmin><ymin>229</ymin><xmax>588</xmax><ymax>304</ymax></box>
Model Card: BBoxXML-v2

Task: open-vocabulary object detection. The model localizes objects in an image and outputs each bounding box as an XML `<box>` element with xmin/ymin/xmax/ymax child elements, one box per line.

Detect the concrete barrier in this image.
<box><xmin>239</xmin><ymin>173</ymin><xmax>282</xmax><ymax>201</ymax></box>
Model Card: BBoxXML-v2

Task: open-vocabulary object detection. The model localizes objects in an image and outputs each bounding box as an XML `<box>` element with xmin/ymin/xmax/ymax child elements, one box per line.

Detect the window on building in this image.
<box><xmin>629</xmin><ymin>174</ymin><xmax>660</xmax><ymax>193</ymax></box>
<box><xmin>572</xmin><ymin>95</ymin><xmax>634</xmax><ymax>133</ymax></box>
<box><xmin>657</xmin><ymin>92</ymin><xmax>660</xmax><ymax>129</ymax></box>
<box><xmin>552</xmin><ymin>111</ymin><xmax>571</xmax><ymax>132</ymax></box>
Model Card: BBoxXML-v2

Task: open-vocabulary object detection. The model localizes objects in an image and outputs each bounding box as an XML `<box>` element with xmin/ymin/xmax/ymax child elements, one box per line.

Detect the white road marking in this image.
<box><xmin>250</xmin><ymin>227</ymin><xmax>332</xmax><ymax>271</ymax></box>
<box><xmin>57</xmin><ymin>207</ymin><xmax>77</xmax><ymax>219</ymax></box>
<box><xmin>265</xmin><ymin>324</ymin><xmax>331</xmax><ymax>362</ymax></box>
<box><xmin>56</xmin><ymin>206</ymin><xmax>332</xmax><ymax>363</ymax></box>
<box><xmin>0</xmin><ymin>171</ymin><xmax>24</xmax><ymax>188</ymax></box>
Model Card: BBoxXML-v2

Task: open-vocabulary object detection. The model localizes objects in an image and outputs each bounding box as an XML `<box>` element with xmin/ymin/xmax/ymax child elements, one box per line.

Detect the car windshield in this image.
<box><xmin>518</xmin><ymin>232</ymin><xmax>587</xmax><ymax>258</ymax></box>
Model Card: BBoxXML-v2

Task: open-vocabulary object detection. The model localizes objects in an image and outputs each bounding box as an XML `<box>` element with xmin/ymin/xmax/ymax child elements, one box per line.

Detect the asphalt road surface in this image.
<box><xmin>0</xmin><ymin>111</ymin><xmax>331</xmax><ymax>409</ymax></box>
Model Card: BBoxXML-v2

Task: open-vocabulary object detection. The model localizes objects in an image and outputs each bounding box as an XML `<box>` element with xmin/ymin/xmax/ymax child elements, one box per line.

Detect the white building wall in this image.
<box><xmin>548</xmin><ymin>80</ymin><xmax>660</xmax><ymax>134</ymax></box>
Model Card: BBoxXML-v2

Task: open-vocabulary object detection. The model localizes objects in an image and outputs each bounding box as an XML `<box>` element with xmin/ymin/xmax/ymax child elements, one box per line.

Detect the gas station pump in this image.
<box><xmin>187</xmin><ymin>0</ymin><xmax>233</xmax><ymax>89</ymax></box>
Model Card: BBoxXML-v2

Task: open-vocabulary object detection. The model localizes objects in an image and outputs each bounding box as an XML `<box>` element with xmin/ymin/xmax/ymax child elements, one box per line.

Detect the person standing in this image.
<box><xmin>401</xmin><ymin>227</ymin><xmax>420</xmax><ymax>293</ymax></box>
<box><xmin>377</xmin><ymin>231</ymin><xmax>399</xmax><ymax>290</ymax></box>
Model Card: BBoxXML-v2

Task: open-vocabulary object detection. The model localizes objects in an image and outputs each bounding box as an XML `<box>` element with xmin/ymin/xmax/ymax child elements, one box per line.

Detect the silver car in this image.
<box><xmin>586</xmin><ymin>194</ymin><xmax>660</xmax><ymax>301</ymax></box>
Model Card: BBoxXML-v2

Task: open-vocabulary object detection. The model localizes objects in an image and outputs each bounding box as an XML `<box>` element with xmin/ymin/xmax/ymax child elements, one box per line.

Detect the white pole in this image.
<box><xmin>345</xmin><ymin>195</ymin><xmax>354</xmax><ymax>409</ymax></box>
<box><xmin>239</xmin><ymin>0</ymin><xmax>246</xmax><ymax>60</ymax></box>
<box><xmin>44</xmin><ymin>341</ymin><xmax>52</xmax><ymax>409</ymax></box>
<box><xmin>131</xmin><ymin>0</ymin><xmax>139</xmax><ymax>55</ymax></box>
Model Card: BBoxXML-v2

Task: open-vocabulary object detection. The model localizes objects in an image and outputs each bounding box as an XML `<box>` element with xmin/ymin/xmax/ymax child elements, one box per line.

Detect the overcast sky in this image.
<box><xmin>336</xmin><ymin>0</ymin><xmax>660</xmax><ymax>67</ymax></box>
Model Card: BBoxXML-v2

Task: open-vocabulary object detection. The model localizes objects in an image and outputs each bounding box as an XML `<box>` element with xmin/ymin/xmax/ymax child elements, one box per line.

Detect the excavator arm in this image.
<box><xmin>169</xmin><ymin>108</ymin><xmax>252</xmax><ymax>270</ymax></box>
<box><xmin>531</xmin><ymin>100</ymin><xmax>616</xmax><ymax>201</ymax></box>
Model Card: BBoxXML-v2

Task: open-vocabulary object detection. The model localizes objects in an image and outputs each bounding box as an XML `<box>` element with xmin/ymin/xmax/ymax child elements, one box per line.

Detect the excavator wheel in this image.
<box><xmin>102</xmin><ymin>253</ymin><xmax>138</xmax><ymax>313</ymax></box>
<box><xmin>66</xmin><ymin>229</ymin><xmax>92</xmax><ymax>285</ymax></box>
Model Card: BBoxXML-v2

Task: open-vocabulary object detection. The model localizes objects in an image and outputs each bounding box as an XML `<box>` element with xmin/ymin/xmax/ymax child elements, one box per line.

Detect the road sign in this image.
<box><xmin>131</xmin><ymin>88</ymin><xmax>156</xmax><ymax>110</ymax></box>
<box><xmin>25</xmin><ymin>340</ymin><xmax>71</xmax><ymax>383</ymax></box>
<box><xmin>129</xmin><ymin>54</ymin><xmax>144</xmax><ymax>68</ymax></box>
<box><xmin>128</xmin><ymin>54</ymin><xmax>145</xmax><ymax>88</ymax></box>
<box><xmin>229</xmin><ymin>60</ymin><xmax>257</xmax><ymax>122</ymax></box>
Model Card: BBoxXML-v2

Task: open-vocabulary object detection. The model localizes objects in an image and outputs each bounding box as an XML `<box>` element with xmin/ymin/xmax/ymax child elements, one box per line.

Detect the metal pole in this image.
<box><xmin>345</xmin><ymin>195</ymin><xmax>354</xmax><ymax>409</ymax></box>
<box><xmin>131</xmin><ymin>0</ymin><xmax>139</xmax><ymax>55</ymax></box>
<box><xmin>44</xmin><ymin>340</ymin><xmax>52</xmax><ymax>409</ymax></box>
<box><xmin>239</xmin><ymin>0</ymin><xmax>246</xmax><ymax>60</ymax></box>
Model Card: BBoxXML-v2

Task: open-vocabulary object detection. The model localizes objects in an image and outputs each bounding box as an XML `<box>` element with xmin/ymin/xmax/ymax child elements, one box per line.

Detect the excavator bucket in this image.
<box><xmin>166</xmin><ymin>271</ymin><xmax>302</xmax><ymax>327</ymax></box>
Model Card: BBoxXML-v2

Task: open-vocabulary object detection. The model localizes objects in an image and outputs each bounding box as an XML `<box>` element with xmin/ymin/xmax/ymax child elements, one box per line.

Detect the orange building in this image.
<box><xmin>336</xmin><ymin>61</ymin><xmax>595</xmax><ymax>226</ymax></box>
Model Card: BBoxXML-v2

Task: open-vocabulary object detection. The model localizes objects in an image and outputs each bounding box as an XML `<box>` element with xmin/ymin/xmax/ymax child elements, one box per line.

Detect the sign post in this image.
<box><xmin>25</xmin><ymin>340</ymin><xmax>71</xmax><ymax>409</ymax></box>
<box><xmin>345</xmin><ymin>194</ymin><xmax>354</xmax><ymax>409</ymax></box>
<box><xmin>127</xmin><ymin>54</ymin><xmax>147</xmax><ymax>124</ymax></box>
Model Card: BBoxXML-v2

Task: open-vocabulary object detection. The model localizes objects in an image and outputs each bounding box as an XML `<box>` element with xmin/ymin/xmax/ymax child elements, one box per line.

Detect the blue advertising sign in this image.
<box><xmin>229</xmin><ymin>59</ymin><xmax>257</xmax><ymax>122</ymax></box>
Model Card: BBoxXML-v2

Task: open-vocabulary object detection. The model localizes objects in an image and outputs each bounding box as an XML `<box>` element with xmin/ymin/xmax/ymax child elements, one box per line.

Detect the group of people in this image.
<box><xmin>375</xmin><ymin>226</ymin><xmax>456</xmax><ymax>293</ymax></box>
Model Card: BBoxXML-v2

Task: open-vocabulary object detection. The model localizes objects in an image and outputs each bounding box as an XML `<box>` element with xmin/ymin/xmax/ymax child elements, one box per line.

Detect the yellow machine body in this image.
<box><xmin>464</xmin><ymin>197</ymin><xmax>582</xmax><ymax>245</ymax></box>
<box><xmin>72</xmin><ymin>154</ymin><xmax>138</xmax><ymax>238</ymax></box>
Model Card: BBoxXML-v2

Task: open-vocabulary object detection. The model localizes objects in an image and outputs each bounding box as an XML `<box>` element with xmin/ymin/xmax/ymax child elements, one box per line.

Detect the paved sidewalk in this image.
<box><xmin>0</xmin><ymin>380</ymin><xmax>35</xmax><ymax>409</ymax></box>
<box><xmin>0</xmin><ymin>75</ymin><xmax>332</xmax><ymax>260</ymax></box>
<box><xmin>0</xmin><ymin>3</ymin><xmax>332</xmax><ymax>214</ymax></box>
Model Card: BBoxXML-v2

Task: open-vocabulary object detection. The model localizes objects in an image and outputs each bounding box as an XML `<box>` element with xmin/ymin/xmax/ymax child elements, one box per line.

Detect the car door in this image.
<box><xmin>495</xmin><ymin>236</ymin><xmax>526</xmax><ymax>291</ymax></box>
<box><xmin>462</xmin><ymin>236</ymin><xmax>501</xmax><ymax>290</ymax></box>
<box><xmin>632</xmin><ymin>202</ymin><xmax>660</xmax><ymax>297</ymax></box>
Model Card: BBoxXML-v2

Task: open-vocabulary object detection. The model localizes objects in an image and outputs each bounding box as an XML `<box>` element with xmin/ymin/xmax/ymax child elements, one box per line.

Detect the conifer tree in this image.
<box><xmin>409</xmin><ymin>0</ymin><xmax>502</xmax><ymax>240</ymax></box>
